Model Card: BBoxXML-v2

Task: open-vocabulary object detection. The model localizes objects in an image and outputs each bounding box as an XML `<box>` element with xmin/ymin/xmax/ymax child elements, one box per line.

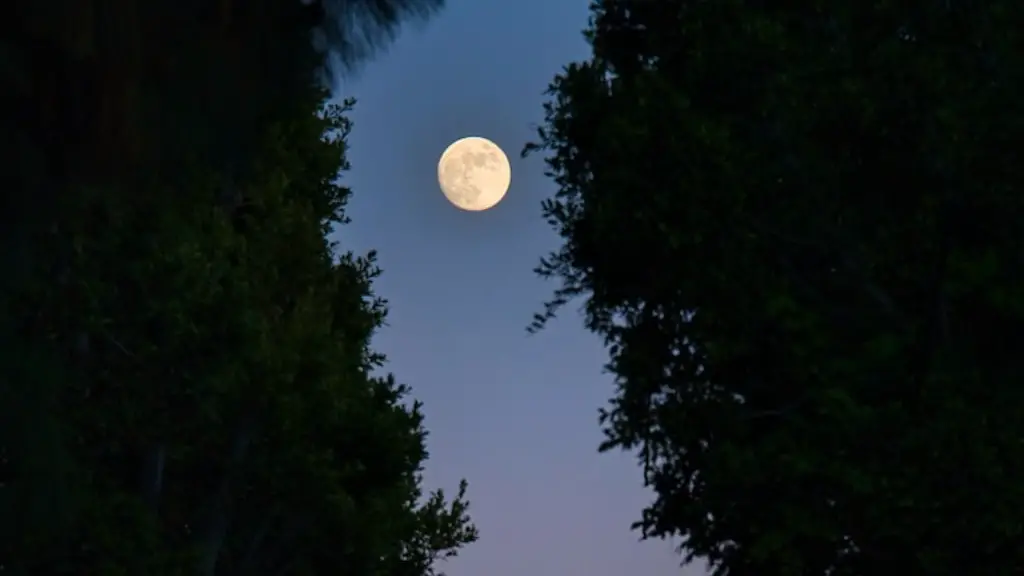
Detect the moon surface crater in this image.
<box><xmin>438</xmin><ymin>136</ymin><xmax>511</xmax><ymax>211</ymax></box>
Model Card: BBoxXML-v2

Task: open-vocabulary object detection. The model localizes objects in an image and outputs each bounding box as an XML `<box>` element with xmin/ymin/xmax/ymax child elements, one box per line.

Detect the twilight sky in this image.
<box><xmin>332</xmin><ymin>1</ymin><xmax>707</xmax><ymax>575</ymax></box>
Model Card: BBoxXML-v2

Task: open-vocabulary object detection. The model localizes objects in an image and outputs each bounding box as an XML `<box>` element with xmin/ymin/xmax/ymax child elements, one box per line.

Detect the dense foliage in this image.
<box><xmin>2</xmin><ymin>1</ymin><xmax>476</xmax><ymax>575</ymax></box>
<box><xmin>527</xmin><ymin>1</ymin><xmax>1024</xmax><ymax>574</ymax></box>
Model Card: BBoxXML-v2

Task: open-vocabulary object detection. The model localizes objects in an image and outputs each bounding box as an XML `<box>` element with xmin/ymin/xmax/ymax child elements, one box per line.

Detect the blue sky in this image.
<box><xmin>333</xmin><ymin>1</ymin><xmax>706</xmax><ymax>574</ymax></box>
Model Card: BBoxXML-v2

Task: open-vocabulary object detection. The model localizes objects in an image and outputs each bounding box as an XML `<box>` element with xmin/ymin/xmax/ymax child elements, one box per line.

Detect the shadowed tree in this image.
<box><xmin>5</xmin><ymin>84</ymin><xmax>478</xmax><ymax>576</ymax></box>
<box><xmin>1</xmin><ymin>1</ymin><xmax>478</xmax><ymax>574</ymax></box>
<box><xmin>525</xmin><ymin>1</ymin><xmax>1024</xmax><ymax>575</ymax></box>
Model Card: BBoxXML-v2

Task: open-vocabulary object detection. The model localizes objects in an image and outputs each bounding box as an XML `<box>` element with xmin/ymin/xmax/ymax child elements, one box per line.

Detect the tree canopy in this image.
<box><xmin>527</xmin><ymin>1</ymin><xmax>1024</xmax><ymax>574</ymax></box>
<box><xmin>2</xmin><ymin>1</ymin><xmax>476</xmax><ymax>575</ymax></box>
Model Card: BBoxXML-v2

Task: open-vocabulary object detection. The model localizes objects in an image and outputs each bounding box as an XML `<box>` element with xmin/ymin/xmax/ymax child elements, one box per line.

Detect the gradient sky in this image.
<box><xmin>332</xmin><ymin>1</ymin><xmax>706</xmax><ymax>575</ymax></box>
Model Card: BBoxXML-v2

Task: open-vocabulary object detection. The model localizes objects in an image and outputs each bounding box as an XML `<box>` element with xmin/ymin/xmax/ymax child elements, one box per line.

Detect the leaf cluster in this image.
<box><xmin>527</xmin><ymin>1</ymin><xmax>1024</xmax><ymax>574</ymax></box>
<box><xmin>1</xmin><ymin>1</ymin><xmax>475</xmax><ymax>574</ymax></box>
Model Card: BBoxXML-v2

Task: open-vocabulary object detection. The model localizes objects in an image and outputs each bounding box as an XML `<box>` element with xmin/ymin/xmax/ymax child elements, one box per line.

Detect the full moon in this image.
<box><xmin>437</xmin><ymin>136</ymin><xmax>512</xmax><ymax>211</ymax></box>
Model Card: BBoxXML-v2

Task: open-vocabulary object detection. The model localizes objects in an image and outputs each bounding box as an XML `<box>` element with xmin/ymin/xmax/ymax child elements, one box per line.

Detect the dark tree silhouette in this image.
<box><xmin>526</xmin><ymin>1</ymin><xmax>1024</xmax><ymax>575</ymax></box>
<box><xmin>1</xmin><ymin>2</ymin><xmax>477</xmax><ymax>574</ymax></box>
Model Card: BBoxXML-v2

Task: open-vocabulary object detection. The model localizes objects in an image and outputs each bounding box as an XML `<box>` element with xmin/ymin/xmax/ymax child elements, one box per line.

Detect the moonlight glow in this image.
<box><xmin>437</xmin><ymin>136</ymin><xmax>511</xmax><ymax>211</ymax></box>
